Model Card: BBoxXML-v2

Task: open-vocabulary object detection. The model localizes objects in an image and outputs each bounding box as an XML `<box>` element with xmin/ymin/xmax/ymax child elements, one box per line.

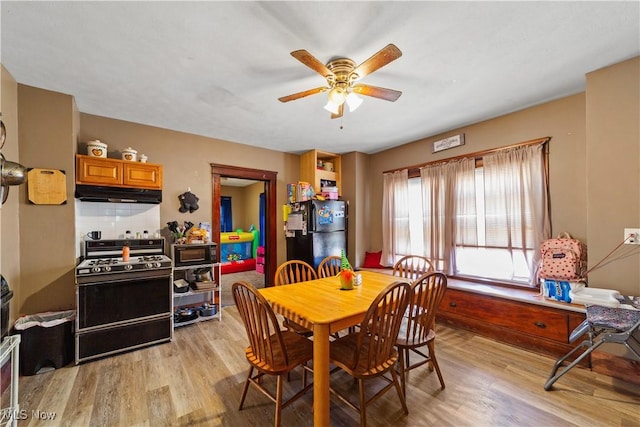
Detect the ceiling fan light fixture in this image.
<box><xmin>327</xmin><ymin>86</ymin><xmax>347</xmax><ymax>105</ymax></box>
<box><xmin>323</xmin><ymin>100</ymin><xmax>340</xmax><ymax>115</ymax></box>
<box><xmin>345</xmin><ymin>92</ymin><xmax>363</xmax><ymax>112</ymax></box>
<box><xmin>280</xmin><ymin>44</ymin><xmax>402</xmax><ymax>119</ymax></box>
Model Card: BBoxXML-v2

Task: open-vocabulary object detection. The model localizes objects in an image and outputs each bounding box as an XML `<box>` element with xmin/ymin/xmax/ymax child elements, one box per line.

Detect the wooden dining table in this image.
<box><xmin>258</xmin><ymin>270</ymin><xmax>401</xmax><ymax>427</ymax></box>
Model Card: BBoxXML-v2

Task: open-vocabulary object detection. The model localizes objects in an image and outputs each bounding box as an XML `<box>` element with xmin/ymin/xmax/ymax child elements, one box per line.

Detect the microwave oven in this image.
<box><xmin>171</xmin><ymin>243</ymin><xmax>217</xmax><ymax>268</ymax></box>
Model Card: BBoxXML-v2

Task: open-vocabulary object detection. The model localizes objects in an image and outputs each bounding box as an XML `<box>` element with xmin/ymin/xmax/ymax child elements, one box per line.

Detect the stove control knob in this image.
<box><xmin>154</xmin><ymin>262</ymin><xmax>162</xmax><ymax>268</ymax></box>
<box><xmin>124</xmin><ymin>264</ymin><xmax>133</xmax><ymax>270</ymax></box>
<box><xmin>145</xmin><ymin>263</ymin><xmax>153</xmax><ymax>269</ymax></box>
<box><xmin>103</xmin><ymin>266</ymin><xmax>111</xmax><ymax>272</ymax></box>
<box><xmin>92</xmin><ymin>267</ymin><xmax>101</xmax><ymax>273</ymax></box>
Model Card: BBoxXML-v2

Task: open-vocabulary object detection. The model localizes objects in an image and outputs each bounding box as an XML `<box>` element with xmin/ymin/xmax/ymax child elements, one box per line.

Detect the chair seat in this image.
<box><xmin>396</xmin><ymin>320</ymin><xmax>436</xmax><ymax>347</ymax></box>
<box><xmin>330</xmin><ymin>333</ymin><xmax>399</xmax><ymax>378</ymax></box>
<box><xmin>246</xmin><ymin>330</ymin><xmax>313</xmax><ymax>375</ymax></box>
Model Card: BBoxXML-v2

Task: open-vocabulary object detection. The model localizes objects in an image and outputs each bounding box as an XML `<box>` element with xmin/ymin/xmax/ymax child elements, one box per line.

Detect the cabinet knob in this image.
<box><xmin>449</xmin><ymin>301</ymin><xmax>457</xmax><ymax>307</ymax></box>
<box><xmin>534</xmin><ymin>321</ymin><xmax>546</xmax><ymax>329</ymax></box>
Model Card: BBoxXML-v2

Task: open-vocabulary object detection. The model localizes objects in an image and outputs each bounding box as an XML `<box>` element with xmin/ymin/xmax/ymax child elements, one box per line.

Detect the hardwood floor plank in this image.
<box><xmin>117</xmin><ymin>360</ymin><xmax>149</xmax><ymax>426</ymax></box>
<box><xmin>60</xmin><ymin>362</ymin><xmax>99</xmax><ymax>426</ymax></box>
<box><xmin>15</xmin><ymin>306</ymin><xmax>640</xmax><ymax>427</ymax></box>
<box><xmin>88</xmin><ymin>362</ymin><xmax>123</xmax><ymax>426</ymax></box>
<box><xmin>146</xmin><ymin>386</ymin><xmax>175</xmax><ymax>427</ymax></box>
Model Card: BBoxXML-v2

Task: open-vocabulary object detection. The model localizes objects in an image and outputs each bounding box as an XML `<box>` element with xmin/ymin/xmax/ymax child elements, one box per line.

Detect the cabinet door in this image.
<box><xmin>123</xmin><ymin>163</ymin><xmax>163</xmax><ymax>189</ymax></box>
<box><xmin>76</xmin><ymin>156</ymin><xmax>122</xmax><ymax>186</ymax></box>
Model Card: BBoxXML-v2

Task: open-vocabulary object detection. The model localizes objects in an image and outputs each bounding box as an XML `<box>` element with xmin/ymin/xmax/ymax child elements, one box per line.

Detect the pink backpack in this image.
<box><xmin>538</xmin><ymin>232</ymin><xmax>587</xmax><ymax>281</ymax></box>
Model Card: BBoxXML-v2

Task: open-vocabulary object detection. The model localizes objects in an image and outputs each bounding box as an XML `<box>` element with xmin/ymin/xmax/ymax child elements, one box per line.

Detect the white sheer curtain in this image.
<box><xmin>420</xmin><ymin>158</ymin><xmax>476</xmax><ymax>273</ymax></box>
<box><xmin>381</xmin><ymin>169</ymin><xmax>409</xmax><ymax>266</ymax></box>
<box><xmin>483</xmin><ymin>143</ymin><xmax>550</xmax><ymax>283</ymax></box>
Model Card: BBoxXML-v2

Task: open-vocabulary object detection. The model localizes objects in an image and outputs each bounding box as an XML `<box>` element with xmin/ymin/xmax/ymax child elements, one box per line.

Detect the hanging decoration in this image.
<box><xmin>178</xmin><ymin>190</ymin><xmax>199</xmax><ymax>213</ymax></box>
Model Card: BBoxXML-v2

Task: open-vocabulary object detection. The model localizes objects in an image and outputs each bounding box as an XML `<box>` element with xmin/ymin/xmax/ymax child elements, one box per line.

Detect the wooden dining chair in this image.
<box><xmin>329</xmin><ymin>280</ymin><xmax>412</xmax><ymax>427</ymax></box>
<box><xmin>392</xmin><ymin>255</ymin><xmax>435</xmax><ymax>282</ymax></box>
<box><xmin>274</xmin><ymin>260</ymin><xmax>317</xmax><ymax>285</ymax></box>
<box><xmin>232</xmin><ymin>281</ymin><xmax>313</xmax><ymax>427</ymax></box>
<box><xmin>317</xmin><ymin>255</ymin><xmax>342</xmax><ymax>278</ymax></box>
<box><xmin>274</xmin><ymin>260</ymin><xmax>318</xmax><ymax>336</ymax></box>
<box><xmin>396</xmin><ymin>272</ymin><xmax>448</xmax><ymax>395</ymax></box>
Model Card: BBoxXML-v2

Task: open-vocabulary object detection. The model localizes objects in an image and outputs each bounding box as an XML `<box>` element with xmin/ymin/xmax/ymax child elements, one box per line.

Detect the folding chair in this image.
<box><xmin>544</xmin><ymin>302</ymin><xmax>640</xmax><ymax>390</ymax></box>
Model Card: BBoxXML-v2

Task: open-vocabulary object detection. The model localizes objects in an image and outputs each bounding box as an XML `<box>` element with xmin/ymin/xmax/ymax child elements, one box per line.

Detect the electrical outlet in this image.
<box><xmin>624</xmin><ymin>228</ymin><xmax>640</xmax><ymax>245</ymax></box>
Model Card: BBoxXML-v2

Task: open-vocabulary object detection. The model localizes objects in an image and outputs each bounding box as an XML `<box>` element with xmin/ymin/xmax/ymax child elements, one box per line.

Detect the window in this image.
<box><xmin>383</xmin><ymin>140</ymin><xmax>550</xmax><ymax>287</ymax></box>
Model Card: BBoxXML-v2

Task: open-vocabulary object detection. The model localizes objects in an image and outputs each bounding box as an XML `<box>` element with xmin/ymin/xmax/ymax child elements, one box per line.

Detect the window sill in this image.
<box><xmin>357</xmin><ymin>267</ymin><xmax>586</xmax><ymax>314</ymax></box>
<box><xmin>447</xmin><ymin>278</ymin><xmax>586</xmax><ymax>314</ymax></box>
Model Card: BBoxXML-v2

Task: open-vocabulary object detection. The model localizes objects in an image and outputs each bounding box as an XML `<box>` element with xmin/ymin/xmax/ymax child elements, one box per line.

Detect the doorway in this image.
<box><xmin>211</xmin><ymin>164</ymin><xmax>277</xmax><ymax>287</ymax></box>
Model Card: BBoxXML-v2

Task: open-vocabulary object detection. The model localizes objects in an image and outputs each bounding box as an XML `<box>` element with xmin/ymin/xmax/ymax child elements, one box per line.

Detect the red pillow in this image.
<box><xmin>362</xmin><ymin>251</ymin><xmax>384</xmax><ymax>268</ymax></box>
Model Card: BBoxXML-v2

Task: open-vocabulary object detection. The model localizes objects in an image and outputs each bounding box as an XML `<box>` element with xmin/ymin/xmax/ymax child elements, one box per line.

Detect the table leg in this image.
<box><xmin>313</xmin><ymin>323</ymin><xmax>330</xmax><ymax>427</ymax></box>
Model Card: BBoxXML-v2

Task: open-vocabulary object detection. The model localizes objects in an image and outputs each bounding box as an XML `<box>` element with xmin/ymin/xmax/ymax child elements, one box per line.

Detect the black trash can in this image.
<box><xmin>14</xmin><ymin>310</ymin><xmax>75</xmax><ymax>376</ymax></box>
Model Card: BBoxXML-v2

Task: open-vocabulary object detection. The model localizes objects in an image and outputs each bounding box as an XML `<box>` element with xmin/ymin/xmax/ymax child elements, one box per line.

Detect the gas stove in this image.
<box><xmin>76</xmin><ymin>255</ymin><xmax>172</xmax><ymax>275</ymax></box>
<box><xmin>76</xmin><ymin>238</ymin><xmax>172</xmax><ymax>278</ymax></box>
<box><xmin>75</xmin><ymin>238</ymin><xmax>173</xmax><ymax>364</ymax></box>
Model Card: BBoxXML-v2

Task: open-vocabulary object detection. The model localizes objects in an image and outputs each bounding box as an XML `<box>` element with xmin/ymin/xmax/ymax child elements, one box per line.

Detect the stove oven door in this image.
<box><xmin>76</xmin><ymin>269</ymin><xmax>172</xmax><ymax>363</ymax></box>
<box><xmin>77</xmin><ymin>270</ymin><xmax>171</xmax><ymax>329</ymax></box>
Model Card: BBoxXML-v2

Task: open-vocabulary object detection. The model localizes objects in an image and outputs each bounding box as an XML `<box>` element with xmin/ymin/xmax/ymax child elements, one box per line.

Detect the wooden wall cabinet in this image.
<box><xmin>437</xmin><ymin>288</ymin><xmax>587</xmax><ymax>361</ymax></box>
<box><xmin>299</xmin><ymin>149</ymin><xmax>341</xmax><ymax>195</ymax></box>
<box><xmin>76</xmin><ymin>155</ymin><xmax>162</xmax><ymax>189</ymax></box>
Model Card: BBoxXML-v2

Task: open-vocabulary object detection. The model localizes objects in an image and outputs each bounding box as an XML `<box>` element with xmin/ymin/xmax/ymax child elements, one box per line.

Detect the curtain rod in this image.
<box><xmin>383</xmin><ymin>136</ymin><xmax>551</xmax><ymax>174</ymax></box>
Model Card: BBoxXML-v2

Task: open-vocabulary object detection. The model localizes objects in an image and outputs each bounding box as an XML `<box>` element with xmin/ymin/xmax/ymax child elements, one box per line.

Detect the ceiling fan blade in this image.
<box><xmin>352</xmin><ymin>84</ymin><xmax>402</xmax><ymax>102</ymax></box>
<box><xmin>278</xmin><ymin>87</ymin><xmax>327</xmax><ymax>103</ymax></box>
<box><xmin>290</xmin><ymin>50</ymin><xmax>335</xmax><ymax>78</ymax></box>
<box><xmin>351</xmin><ymin>44</ymin><xmax>402</xmax><ymax>80</ymax></box>
<box><xmin>331</xmin><ymin>103</ymin><xmax>344</xmax><ymax>119</ymax></box>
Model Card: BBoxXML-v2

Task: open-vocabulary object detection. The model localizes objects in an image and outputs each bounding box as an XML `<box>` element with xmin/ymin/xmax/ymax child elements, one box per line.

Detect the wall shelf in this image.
<box><xmin>299</xmin><ymin>149</ymin><xmax>341</xmax><ymax>195</ymax></box>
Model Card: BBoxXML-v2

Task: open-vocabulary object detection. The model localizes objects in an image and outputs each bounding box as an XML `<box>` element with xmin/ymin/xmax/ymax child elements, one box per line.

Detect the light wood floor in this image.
<box><xmin>14</xmin><ymin>306</ymin><xmax>640</xmax><ymax>427</ymax></box>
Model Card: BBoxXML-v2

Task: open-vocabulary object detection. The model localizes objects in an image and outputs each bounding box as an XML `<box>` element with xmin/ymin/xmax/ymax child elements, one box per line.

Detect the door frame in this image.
<box><xmin>211</xmin><ymin>164</ymin><xmax>277</xmax><ymax>285</ymax></box>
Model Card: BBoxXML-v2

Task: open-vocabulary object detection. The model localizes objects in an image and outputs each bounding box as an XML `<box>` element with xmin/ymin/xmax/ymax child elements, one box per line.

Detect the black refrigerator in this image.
<box><xmin>286</xmin><ymin>199</ymin><xmax>347</xmax><ymax>269</ymax></box>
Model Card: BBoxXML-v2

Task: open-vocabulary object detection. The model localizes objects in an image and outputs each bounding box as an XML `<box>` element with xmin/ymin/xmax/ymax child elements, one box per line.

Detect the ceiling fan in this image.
<box><xmin>278</xmin><ymin>44</ymin><xmax>402</xmax><ymax>119</ymax></box>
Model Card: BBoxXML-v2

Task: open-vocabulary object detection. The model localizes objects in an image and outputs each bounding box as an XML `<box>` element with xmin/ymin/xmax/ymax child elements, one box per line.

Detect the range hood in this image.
<box><xmin>75</xmin><ymin>185</ymin><xmax>162</xmax><ymax>204</ymax></box>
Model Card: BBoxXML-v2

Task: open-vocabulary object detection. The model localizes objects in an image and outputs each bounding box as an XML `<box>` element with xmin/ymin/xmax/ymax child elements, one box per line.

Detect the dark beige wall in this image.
<box><xmin>1</xmin><ymin>65</ymin><xmax>21</xmax><ymax>325</ymax></box>
<box><xmin>242</xmin><ymin>181</ymin><xmax>264</xmax><ymax>233</ymax></box>
<box><xmin>585</xmin><ymin>57</ymin><xmax>640</xmax><ymax>293</ymax></box>
<box><xmin>17</xmin><ymin>85</ymin><xmax>78</xmax><ymax>314</ymax></box>
<box><xmin>221</xmin><ymin>186</ymin><xmax>247</xmax><ymax>231</ymax></box>
<box><xmin>220</xmin><ymin>183</ymin><xmax>262</xmax><ymax>233</ymax></box>
<box><xmin>341</xmin><ymin>151</ymin><xmax>370</xmax><ymax>267</ymax></box>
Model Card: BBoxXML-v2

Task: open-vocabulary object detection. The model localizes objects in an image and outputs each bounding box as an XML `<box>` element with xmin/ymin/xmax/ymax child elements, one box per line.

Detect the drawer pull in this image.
<box><xmin>449</xmin><ymin>302</ymin><xmax>457</xmax><ymax>307</ymax></box>
<box><xmin>534</xmin><ymin>321</ymin><xmax>547</xmax><ymax>329</ymax></box>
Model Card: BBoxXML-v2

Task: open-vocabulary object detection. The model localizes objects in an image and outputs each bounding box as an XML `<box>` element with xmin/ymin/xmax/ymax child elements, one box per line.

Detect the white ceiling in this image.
<box><xmin>2</xmin><ymin>2</ymin><xmax>639</xmax><ymax>155</ymax></box>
